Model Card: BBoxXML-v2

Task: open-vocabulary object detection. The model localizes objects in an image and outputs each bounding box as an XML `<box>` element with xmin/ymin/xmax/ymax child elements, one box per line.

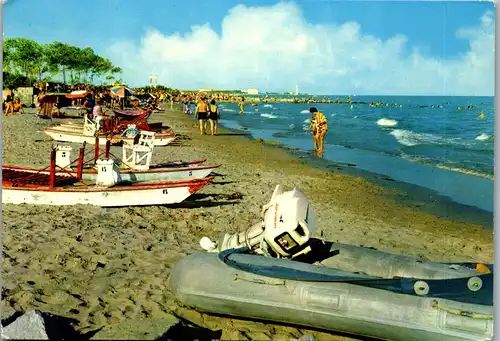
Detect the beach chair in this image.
<box><xmin>122</xmin><ymin>130</ymin><xmax>156</xmax><ymax>170</ymax></box>
<box><xmin>83</xmin><ymin>114</ymin><xmax>99</xmax><ymax>136</ymax></box>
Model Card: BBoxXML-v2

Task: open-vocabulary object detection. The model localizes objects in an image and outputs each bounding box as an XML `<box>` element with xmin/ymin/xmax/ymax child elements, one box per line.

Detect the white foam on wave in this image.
<box><xmin>222</xmin><ymin>108</ymin><xmax>237</xmax><ymax>112</ymax></box>
<box><xmin>263</xmin><ymin>104</ymin><xmax>274</xmax><ymax>108</ymax></box>
<box><xmin>261</xmin><ymin>113</ymin><xmax>278</xmax><ymax>119</ymax></box>
<box><xmin>377</xmin><ymin>118</ymin><xmax>398</xmax><ymax>127</ymax></box>
<box><xmin>353</xmin><ymin>115</ymin><xmax>358</xmax><ymax>119</ymax></box>
<box><xmin>436</xmin><ymin>164</ymin><xmax>494</xmax><ymax>180</ymax></box>
<box><xmin>390</xmin><ymin>129</ymin><xmax>461</xmax><ymax>147</ymax></box>
<box><xmin>300</xmin><ymin>110</ymin><xmax>310</xmax><ymax>114</ymax></box>
<box><xmin>475</xmin><ymin>133</ymin><xmax>490</xmax><ymax>141</ymax></box>
<box><xmin>401</xmin><ymin>153</ymin><xmax>493</xmax><ymax>179</ymax></box>
<box><xmin>303</xmin><ymin>118</ymin><xmax>310</xmax><ymax>123</ymax></box>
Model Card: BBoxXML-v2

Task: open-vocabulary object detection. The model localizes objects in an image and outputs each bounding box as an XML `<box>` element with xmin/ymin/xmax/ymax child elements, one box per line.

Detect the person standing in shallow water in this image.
<box><xmin>208</xmin><ymin>99</ymin><xmax>220</xmax><ymax>136</ymax></box>
<box><xmin>195</xmin><ymin>95</ymin><xmax>209</xmax><ymax>135</ymax></box>
<box><xmin>239</xmin><ymin>97</ymin><xmax>245</xmax><ymax>114</ymax></box>
<box><xmin>309</xmin><ymin>107</ymin><xmax>328</xmax><ymax>158</ymax></box>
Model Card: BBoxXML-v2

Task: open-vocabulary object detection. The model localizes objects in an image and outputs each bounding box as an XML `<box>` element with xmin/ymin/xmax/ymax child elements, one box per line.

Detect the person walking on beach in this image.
<box><xmin>208</xmin><ymin>99</ymin><xmax>220</xmax><ymax>136</ymax></box>
<box><xmin>309</xmin><ymin>107</ymin><xmax>328</xmax><ymax>158</ymax></box>
<box><xmin>195</xmin><ymin>95</ymin><xmax>209</xmax><ymax>135</ymax></box>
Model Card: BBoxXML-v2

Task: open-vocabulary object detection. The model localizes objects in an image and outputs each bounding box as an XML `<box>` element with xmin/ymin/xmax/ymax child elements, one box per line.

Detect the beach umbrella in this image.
<box><xmin>110</xmin><ymin>86</ymin><xmax>134</xmax><ymax>98</ymax></box>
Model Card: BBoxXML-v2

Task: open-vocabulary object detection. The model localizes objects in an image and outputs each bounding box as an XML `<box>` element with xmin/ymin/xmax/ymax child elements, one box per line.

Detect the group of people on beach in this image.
<box><xmin>3</xmin><ymin>89</ymin><xmax>25</xmax><ymax>115</ymax></box>
<box><xmin>194</xmin><ymin>94</ymin><xmax>220</xmax><ymax>136</ymax></box>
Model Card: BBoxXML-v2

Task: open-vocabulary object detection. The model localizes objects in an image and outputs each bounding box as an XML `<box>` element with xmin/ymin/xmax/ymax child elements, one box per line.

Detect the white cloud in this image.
<box><xmin>107</xmin><ymin>2</ymin><xmax>494</xmax><ymax>96</ymax></box>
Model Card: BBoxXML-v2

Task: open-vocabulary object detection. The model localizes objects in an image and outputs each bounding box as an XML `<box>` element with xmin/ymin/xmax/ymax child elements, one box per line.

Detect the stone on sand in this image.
<box><xmin>1</xmin><ymin>310</ymin><xmax>48</xmax><ymax>340</ymax></box>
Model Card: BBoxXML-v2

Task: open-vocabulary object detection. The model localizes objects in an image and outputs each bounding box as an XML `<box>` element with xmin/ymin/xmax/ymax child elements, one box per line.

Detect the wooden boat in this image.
<box><xmin>3</xmin><ymin>160</ymin><xmax>218</xmax><ymax>183</ymax></box>
<box><xmin>44</xmin><ymin>117</ymin><xmax>176</xmax><ymax>146</ymax></box>
<box><xmin>2</xmin><ymin>148</ymin><xmax>214</xmax><ymax>207</ymax></box>
<box><xmin>4</xmin><ymin>139</ymin><xmax>216</xmax><ymax>183</ymax></box>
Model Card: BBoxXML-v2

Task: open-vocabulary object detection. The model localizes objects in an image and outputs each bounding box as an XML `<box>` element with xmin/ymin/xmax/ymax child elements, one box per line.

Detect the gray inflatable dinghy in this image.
<box><xmin>170</xmin><ymin>240</ymin><xmax>493</xmax><ymax>341</ymax></box>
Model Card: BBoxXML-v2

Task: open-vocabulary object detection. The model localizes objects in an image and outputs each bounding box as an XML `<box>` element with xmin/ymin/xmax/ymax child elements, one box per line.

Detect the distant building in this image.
<box><xmin>199</xmin><ymin>88</ymin><xmax>213</xmax><ymax>92</ymax></box>
<box><xmin>247</xmin><ymin>89</ymin><xmax>259</xmax><ymax>95</ymax></box>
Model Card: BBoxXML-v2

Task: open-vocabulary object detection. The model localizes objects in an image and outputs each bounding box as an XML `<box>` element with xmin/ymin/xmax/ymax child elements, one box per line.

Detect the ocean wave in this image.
<box><xmin>475</xmin><ymin>133</ymin><xmax>492</xmax><ymax>141</ymax></box>
<box><xmin>390</xmin><ymin>129</ymin><xmax>461</xmax><ymax>147</ymax></box>
<box><xmin>300</xmin><ymin>110</ymin><xmax>310</xmax><ymax>114</ymax></box>
<box><xmin>401</xmin><ymin>153</ymin><xmax>493</xmax><ymax>180</ymax></box>
<box><xmin>222</xmin><ymin>108</ymin><xmax>237</xmax><ymax>112</ymax></box>
<box><xmin>377</xmin><ymin>118</ymin><xmax>398</xmax><ymax>127</ymax></box>
<box><xmin>263</xmin><ymin>104</ymin><xmax>274</xmax><ymax>108</ymax></box>
<box><xmin>435</xmin><ymin>164</ymin><xmax>493</xmax><ymax>180</ymax></box>
<box><xmin>303</xmin><ymin>118</ymin><xmax>310</xmax><ymax>123</ymax></box>
<box><xmin>261</xmin><ymin>113</ymin><xmax>278</xmax><ymax>119</ymax></box>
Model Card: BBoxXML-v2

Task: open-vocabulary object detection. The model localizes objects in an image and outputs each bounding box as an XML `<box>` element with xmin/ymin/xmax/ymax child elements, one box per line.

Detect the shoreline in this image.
<box><xmin>209</xmin><ymin>113</ymin><xmax>493</xmax><ymax>230</ymax></box>
<box><xmin>1</xmin><ymin>106</ymin><xmax>494</xmax><ymax>340</ymax></box>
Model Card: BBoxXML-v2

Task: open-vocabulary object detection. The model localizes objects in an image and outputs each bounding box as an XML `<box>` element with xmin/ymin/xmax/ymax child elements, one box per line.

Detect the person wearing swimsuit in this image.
<box><xmin>208</xmin><ymin>99</ymin><xmax>220</xmax><ymax>136</ymax></box>
<box><xmin>4</xmin><ymin>89</ymin><xmax>13</xmax><ymax>116</ymax></box>
<box><xmin>195</xmin><ymin>96</ymin><xmax>209</xmax><ymax>135</ymax></box>
<box><xmin>309</xmin><ymin>107</ymin><xmax>328</xmax><ymax>158</ymax></box>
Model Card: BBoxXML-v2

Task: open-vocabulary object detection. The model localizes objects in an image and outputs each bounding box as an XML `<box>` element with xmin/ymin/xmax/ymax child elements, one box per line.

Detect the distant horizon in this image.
<box><xmin>4</xmin><ymin>1</ymin><xmax>494</xmax><ymax>97</ymax></box>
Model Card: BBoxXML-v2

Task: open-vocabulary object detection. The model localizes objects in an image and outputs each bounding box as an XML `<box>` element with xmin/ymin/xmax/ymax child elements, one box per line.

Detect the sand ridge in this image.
<box><xmin>1</xmin><ymin>106</ymin><xmax>493</xmax><ymax>340</ymax></box>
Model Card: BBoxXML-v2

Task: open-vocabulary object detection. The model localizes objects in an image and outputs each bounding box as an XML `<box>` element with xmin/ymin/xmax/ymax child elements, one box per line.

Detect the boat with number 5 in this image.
<box><xmin>2</xmin><ymin>148</ymin><xmax>214</xmax><ymax>207</ymax></box>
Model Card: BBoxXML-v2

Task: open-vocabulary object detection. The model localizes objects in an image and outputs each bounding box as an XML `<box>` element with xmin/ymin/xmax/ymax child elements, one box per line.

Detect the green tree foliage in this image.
<box><xmin>3</xmin><ymin>37</ymin><xmax>122</xmax><ymax>86</ymax></box>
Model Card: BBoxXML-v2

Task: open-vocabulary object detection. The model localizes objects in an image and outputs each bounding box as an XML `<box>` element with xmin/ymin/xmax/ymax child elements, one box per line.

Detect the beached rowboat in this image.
<box><xmin>2</xmin><ymin>169</ymin><xmax>213</xmax><ymax>206</ymax></box>
<box><xmin>44</xmin><ymin>125</ymin><xmax>176</xmax><ymax>146</ymax></box>
<box><xmin>3</xmin><ymin>162</ymin><xmax>218</xmax><ymax>183</ymax></box>
<box><xmin>2</xmin><ymin>149</ymin><xmax>214</xmax><ymax>207</ymax></box>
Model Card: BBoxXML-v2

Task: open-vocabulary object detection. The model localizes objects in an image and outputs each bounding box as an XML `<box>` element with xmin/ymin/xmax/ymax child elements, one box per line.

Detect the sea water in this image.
<box><xmin>217</xmin><ymin>95</ymin><xmax>494</xmax><ymax>212</ymax></box>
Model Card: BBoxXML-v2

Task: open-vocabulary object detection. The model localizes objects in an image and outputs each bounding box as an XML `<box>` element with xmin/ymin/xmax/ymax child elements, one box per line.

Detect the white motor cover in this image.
<box><xmin>261</xmin><ymin>185</ymin><xmax>317</xmax><ymax>257</ymax></box>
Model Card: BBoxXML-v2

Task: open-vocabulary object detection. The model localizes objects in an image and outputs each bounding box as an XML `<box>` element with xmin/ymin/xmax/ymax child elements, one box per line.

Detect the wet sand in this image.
<box><xmin>1</xmin><ymin>106</ymin><xmax>493</xmax><ymax>340</ymax></box>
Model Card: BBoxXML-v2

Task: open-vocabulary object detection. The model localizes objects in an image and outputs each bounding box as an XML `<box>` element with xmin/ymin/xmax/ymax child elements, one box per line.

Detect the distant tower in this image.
<box><xmin>295</xmin><ymin>84</ymin><xmax>299</xmax><ymax>95</ymax></box>
<box><xmin>149</xmin><ymin>74</ymin><xmax>158</xmax><ymax>88</ymax></box>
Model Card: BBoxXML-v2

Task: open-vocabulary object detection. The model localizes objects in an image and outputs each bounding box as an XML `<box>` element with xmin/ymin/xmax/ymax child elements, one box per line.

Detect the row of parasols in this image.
<box><xmin>66</xmin><ymin>85</ymin><xmax>134</xmax><ymax>99</ymax></box>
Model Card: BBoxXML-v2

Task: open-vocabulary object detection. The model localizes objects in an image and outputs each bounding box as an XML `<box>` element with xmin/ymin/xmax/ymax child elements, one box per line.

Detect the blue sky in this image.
<box><xmin>3</xmin><ymin>0</ymin><xmax>495</xmax><ymax>95</ymax></box>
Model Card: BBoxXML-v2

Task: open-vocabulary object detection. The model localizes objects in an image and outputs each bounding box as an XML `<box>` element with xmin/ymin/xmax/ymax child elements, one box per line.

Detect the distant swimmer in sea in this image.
<box><xmin>309</xmin><ymin>107</ymin><xmax>328</xmax><ymax>158</ymax></box>
<box><xmin>251</xmin><ymin>102</ymin><xmax>259</xmax><ymax>112</ymax></box>
<box><xmin>478</xmin><ymin>111</ymin><xmax>485</xmax><ymax>119</ymax></box>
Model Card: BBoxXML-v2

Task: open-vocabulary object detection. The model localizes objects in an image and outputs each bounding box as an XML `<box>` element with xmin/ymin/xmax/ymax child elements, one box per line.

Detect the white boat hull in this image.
<box><xmin>3</xmin><ymin>165</ymin><xmax>218</xmax><ymax>182</ymax></box>
<box><xmin>44</xmin><ymin>128</ymin><xmax>176</xmax><ymax>146</ymax></box>
<box><xmin>3</xmin><ymin>186</ymin><xmax>192</xmax><ymax>207</ymax></box>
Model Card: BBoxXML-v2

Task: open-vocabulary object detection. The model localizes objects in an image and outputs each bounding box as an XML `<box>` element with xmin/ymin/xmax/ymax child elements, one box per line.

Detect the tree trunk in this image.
<box><xmin>62</xmin><ymin>67</ymin><xmax>67</xmax><ymax>84</ymax></box>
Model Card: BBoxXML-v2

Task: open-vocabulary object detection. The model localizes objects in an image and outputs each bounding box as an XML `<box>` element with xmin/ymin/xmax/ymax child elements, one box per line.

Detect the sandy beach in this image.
<box><xmin>1</xmin><ymin>105</ymin><xmax>494</xmax><ymax>340</ymax></box>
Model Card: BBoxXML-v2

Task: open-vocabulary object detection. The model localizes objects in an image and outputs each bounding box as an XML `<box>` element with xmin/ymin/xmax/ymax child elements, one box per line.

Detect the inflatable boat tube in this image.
<box><xmin>170</xmin><ymin>242</ymin><xmax>493</xmax><ymax>341</ymax></box>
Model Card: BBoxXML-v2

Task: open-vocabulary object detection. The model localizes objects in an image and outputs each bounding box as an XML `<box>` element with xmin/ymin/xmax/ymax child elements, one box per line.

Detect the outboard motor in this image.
<box><xmin>200</xmin><ymin>185</ymin><xmax>317</xmax><ymax>258</ymax></box>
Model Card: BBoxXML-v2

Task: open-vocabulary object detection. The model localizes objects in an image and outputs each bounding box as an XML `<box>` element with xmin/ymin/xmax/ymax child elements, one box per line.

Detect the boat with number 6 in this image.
<box><xmin>2</xmin><ymin>148</ymin><xmax>214</xmax><ymax>207</ymax></box>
